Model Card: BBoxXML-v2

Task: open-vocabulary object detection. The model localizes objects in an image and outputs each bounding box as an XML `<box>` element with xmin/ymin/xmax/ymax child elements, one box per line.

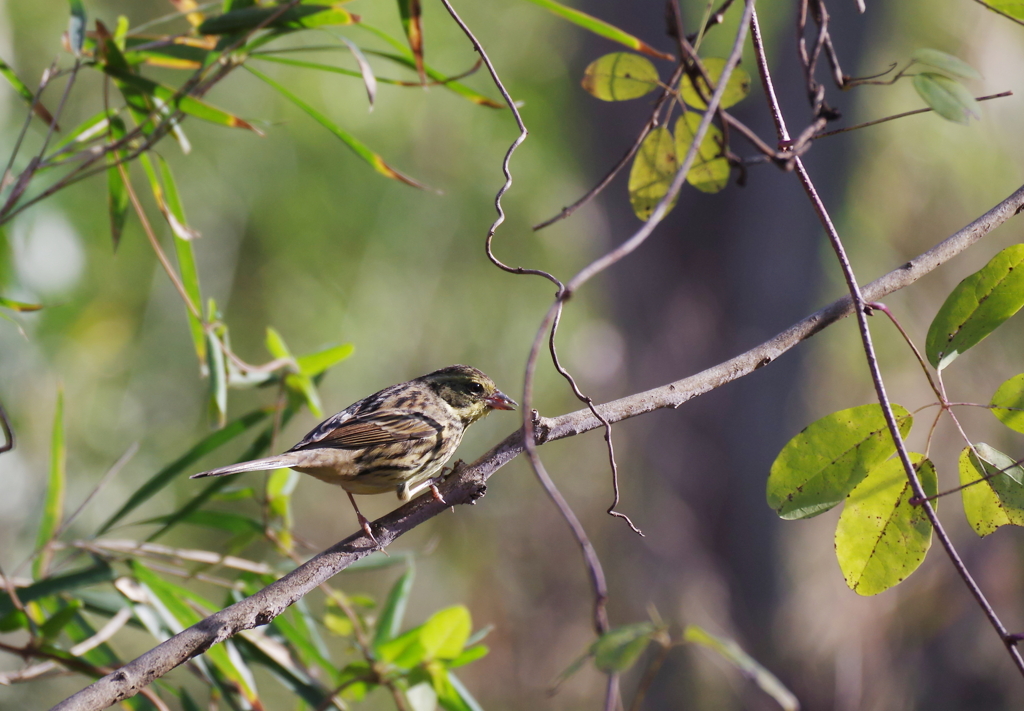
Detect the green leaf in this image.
<box><xmin>146</xmin><ymin>508</ymin><xmax>263</xmax><ymax>536</ymax></box>
<box><xmin>132</xmin><ymin>561</ymin><xmax>259</xmax><ymax>703</ymax></box>
<box><xmin>767</xmin><ymin>404</ymin><xmax>913</xmax><ymax>520</ymax></box>
<box><xmin>67</xmin><ymin>0</ymin><xmax>86</xmax><ymax>56</ymax></box>
<box><xmin>297</xmin><ymin>343</ymin><xmax>354</xmax><ymax>377</ymax></box>
<box><xmin>39</xmin><ymin>599</ymin><xmax>83</xmax><ymax>641</ymax></box>
<box><xmin>360</xmin><ymin>45</ymin><xmax>504</xmax><ymax>107</ymax></box>
<box><xmin>34</xmin><ymin>388</ymin><xmax>66</xmax><ymax>580</ymax></box>
<box><xmin>684</xmin><ymin>625</ymin><xmax>799</xmax><ymax>711</ymax></box>
<box><xmin>990</xmin><ymin>373</ymin><xmax>1024</xmax><ymax>434</ymax></box>
<box><xmin>912</xmin><ymin>72</ymin><xmax>980</xmax><ymax>124</ymax></box>
<box><xmin>0</xmin><ymin>562</ymin><xmax>115</xmax><ymax>617</ymax></box>
<box><xmin>0</xmin><ymin>295</ymin><xmax>43</xmax><ymax>312</ymax></box>
<box><xmin>911</xmin><ymin>48</ymin><xmax>981</xmax><ymax>80</ymax></box>
<box><xmin>446</xmin><ymin>674</ymin><xmax>484</xmax><ymax>711</ymax></box>
<box><xmin>198</xmin><ymin>4</ymin><xmax>357</xmax><ymax>34</ymax></box>
<box><xmin>419</xmin><ymin>606</ymin><xmax>471</xmax><ymax>660</ymax></box>
<box><xmin>680</xmin><ymin>58</ymin><xmax>751</xmax><ymax>110</ymax></box>
<box><xmin>372</xmin><ymin>561</ymin><xmax>416</xmax><ymax>650</ymax></box>
<box><xmin>397</xmin><ymin>0</ymin><xmax>425</xmax><ymax>82</ymax></box>
<box><xmin>267</xmin><ymin>326</ymin><xmax>323</xmax><ymax>417</ymax></box>
<box><xmin>122</xmin><ymin>36</ymin><xmax>211</xmax><ymax>70</ymax></box>
<box><xmin>244</xmin><ymin>64</ymin><xmax>428</xmax><ymax>189</ymax></box>
<box><xmin>674</xmin><ymin>112</ymin><xmax>729</xmax><ymax>193</ymax></box>
<box><xmin>0</xmin><ymin>56</ymin><xmax>56</xmax><ymax>126</ymax></box>
<box><xmin>960</xmin><ymin>444</ymin><xmax>1024</xmax><ymax>536</ymax></box>
<box><xmin>378</xmin><ymin>605</ymin><xmax>471</xmax><ymax>668</ymax></box>
<box><xmin>627</xmin><ymin>126</ymin><xmax>677</xmax><ymax>221</ymax></box>
<box><xmin>448</xmin><ymin>644</ymin><xmax>488</xmax><ymax>668</ymax></box>
<box><xmin>107</xmin><ymin>116</ymin><xmax>130</xmax><ymax>250</ymax></box>
<box><xmin>834</xmin><ymin>454</ymin><xmax>936</xmax><ymax>596</ymax></box>
<box><xmin>926</xmin><ymin>244</ymin><xmax>1024</xmax><ymax>369</ymax></box>
<box><xmin>580</xmin><ymin>52</ymin><xmax>659</xmax><ymax>101</ymax></box>
<box><xmin>591</xmin><ymin>623</ymin><xmax>655</xmax><ymax>673</ymax></box>
<box><xmin>982</xmin><ymin>0</ymin><xmax>1024</xmax><ymax>20</ymax></box>
<box><xmin>521</xmin><ymin>0</ymin><xmax>673</xmax><ymax>60</ymax></box>
<box><xmin>97</xmin><ymin>407</ymin><xmax>269</xmax><ymax>534</ymax></box>
<box><xmin>207</xmin><ymin>328</ymin><xmax>229</xmax><ymax>427</ymax></box>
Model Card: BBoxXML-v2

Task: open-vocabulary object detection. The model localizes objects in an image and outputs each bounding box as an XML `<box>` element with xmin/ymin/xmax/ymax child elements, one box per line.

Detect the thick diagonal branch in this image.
<box><xmin>51</xmin><ymin>182</ymin><xmax>1024</xmax><ymax>711</ymax></box>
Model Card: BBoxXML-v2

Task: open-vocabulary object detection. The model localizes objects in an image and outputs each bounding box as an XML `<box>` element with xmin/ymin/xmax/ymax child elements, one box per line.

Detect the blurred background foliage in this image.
<box><xmin>1</xmin><ymin>0</ymin><xmax>1024</xmax><ymax>709</ymax></box>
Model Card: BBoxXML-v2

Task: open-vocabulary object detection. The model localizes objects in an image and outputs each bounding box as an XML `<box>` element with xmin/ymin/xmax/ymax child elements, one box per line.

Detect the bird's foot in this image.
<box><xmin>430</xmin><ymin>483</ymin><xmax>446</xmax><ymax>505</ymax></box>
<box><xmin>357</xmin><ymin>512</ymin><xmax>388</xmax><ymax>554</ymax></box>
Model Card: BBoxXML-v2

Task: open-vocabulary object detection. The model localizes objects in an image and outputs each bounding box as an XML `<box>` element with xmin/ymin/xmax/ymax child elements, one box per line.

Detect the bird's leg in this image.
<box><xmin>346</xmin><ymin>491</ymin><xmax>383</xmax><ymax>550</ymax></box>
<box><xmin>429</xmin><ymin>483</ymin><xmax>446</xmax><ymax>504</ymax></box>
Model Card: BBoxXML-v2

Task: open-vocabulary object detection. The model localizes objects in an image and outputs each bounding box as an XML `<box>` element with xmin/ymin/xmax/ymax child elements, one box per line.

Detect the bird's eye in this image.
<box><xmin>468</xmin><ymin>381</ymin><xmax>485</xmax><ymax>394</ymax></box>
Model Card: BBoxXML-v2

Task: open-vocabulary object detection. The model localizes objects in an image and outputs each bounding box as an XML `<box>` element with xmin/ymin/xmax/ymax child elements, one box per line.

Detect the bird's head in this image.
<box><xmin>421</xmin><ymin>365</ymin><xmax>517</xmax><ymax>425</ymax></box>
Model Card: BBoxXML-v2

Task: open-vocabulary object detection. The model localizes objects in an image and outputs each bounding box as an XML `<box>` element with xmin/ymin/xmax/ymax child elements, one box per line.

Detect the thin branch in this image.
<box><xmin>812</xmin><ymin>92</ymin><xmax>1013</xmax><ymax>140</ymax></box>
<box><xmin>49</xmin><ymin>179</ymin><xmax>1024</xmax><ymax>711</ymax></box>
<box><xmin>753</xmin><ymin>6</ymin><xmax>1024</xmax><ymax>677</ymax></box>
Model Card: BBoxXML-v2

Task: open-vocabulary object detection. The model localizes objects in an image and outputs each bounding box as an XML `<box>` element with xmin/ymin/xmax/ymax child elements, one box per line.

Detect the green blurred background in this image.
<box><xmin>2</xmin><ymin>0</ymin><xmax>1024</xmax><ymax>708</ymax></box>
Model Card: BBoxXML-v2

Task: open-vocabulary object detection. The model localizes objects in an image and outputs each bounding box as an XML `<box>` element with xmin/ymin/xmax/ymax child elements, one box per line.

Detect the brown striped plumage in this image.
<box><xmin>191</xmin><ymin>365</ymin><xmax>515</xmax><ymax>542</ymax></box>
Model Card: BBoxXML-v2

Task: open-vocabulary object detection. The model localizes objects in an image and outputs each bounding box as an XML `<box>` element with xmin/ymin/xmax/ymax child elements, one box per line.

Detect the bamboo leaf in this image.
<box><xmin>684</xmin><ymin>625</ymin><xmax>799</xmax><ymax>711</ymax></box>
<box><xmin>107</xmin><ymin>116</ymin><xmax>130</xmax><ymax>249</ymax></box>
<box><xmin>33</xmin><ymin>388</ymin><xmax>66</xmax><ymax>580</ymax></box>
<box><xmin>372</xmin><ymin>561</ymin><xmax>416</xmax><ymax>650</ymax></box>
<box><xmin>0</xmin><ymin>562</ymin><xmax>115</xmax><ymax>618</ymax></box>
<box><xmin>522</xmin><ymin>0</ymin><xmax>673</xmax><ymax>60</ymax></box>
<box><xmin>396</xmin><ymin>0</ymin><xmax>425</xmax><ymax>83</ymax></box>
<box><xmin>591</xmin><ymin>623</ymin><xmax>655</xmax><ymax>673</ymax></box>
<box><xmin>297</xmin><ymin>343</ymin><xmax>354</xmax><ymax>377</ymax></box>
<box><xmin>198</xmin><ymin>4</ymin><xmax>358</xmax><ymax>34</ymax></box>
<box><xmin>67</xmin><ymin>0</ymin><xmax>86</xmax><ymax>56</ymax></box>
<box><xmin>0</xmin><ymin>295</ymin><xmax>43</xmax><ymax>312</ymax></box>
<box><xmin>245</xmin><ymin>64</ymin><xmax>428</xmax><ymax>189</ymax></box>
<box><xmin>97</xmin><ymin>408</ymin><xmax>269</xmax><ymax>534</ymax></box>
<box><xmin>0</xmin><ymin>56</ymin><xmax>56</xmax><ymax>126</ymax></box>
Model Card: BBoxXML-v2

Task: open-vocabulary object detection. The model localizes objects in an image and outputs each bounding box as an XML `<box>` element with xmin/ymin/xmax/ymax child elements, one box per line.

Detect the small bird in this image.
<box><xmin>191</xmin><ymin>365</ymin><xmax>516</xmax><ymax>543</ymax></box>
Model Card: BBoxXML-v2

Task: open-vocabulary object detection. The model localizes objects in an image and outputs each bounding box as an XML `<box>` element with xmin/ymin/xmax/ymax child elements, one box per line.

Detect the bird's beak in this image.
<box><xmin>485</xmin><ymin>390</ymin><xmax>517</xmax><ymax>410</ymax></box>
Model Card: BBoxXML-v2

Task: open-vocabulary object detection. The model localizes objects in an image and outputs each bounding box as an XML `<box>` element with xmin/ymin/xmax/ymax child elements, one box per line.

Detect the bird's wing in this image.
<box><xmin>288</xmin><ymin>409</ymin><xmax>443</xmax><ymax>451</ymax></box>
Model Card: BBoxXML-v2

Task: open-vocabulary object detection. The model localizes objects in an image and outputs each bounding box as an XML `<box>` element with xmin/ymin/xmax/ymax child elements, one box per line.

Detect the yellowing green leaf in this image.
<box><xmin>767</xmin><ymin>404</ymin><xmax>913</xmax><ymax>519</ymax></box>
<box><xmin>991</xmin><ymin>373</ymin><xmax>1024</xmax><ymax>434</ymax></box>
<box><xmin>835</xmin><ymin>454</ymin><xmax>936</xmax><ymax>596</ymax></box>
<box><xmin>674</xmin><ymin>112</ymin><xmax>729</xmax><ymax>193</ymax></box>
<box><xmin>926</xmin><ymin>244</ymin><xmax>1024</xmax><ymax>369</ymax></box>
<box><xmin>34</xmin><ymin>388</ymin><xmax>66</xmax><ymax>580</ymax></box>
<box><xmin>198</xmin><ymin>4</ymin><xmax>357</xmax><ymax>34</ymax></box>
<box><xmin>521</xmin><ymin>0</ymin><xmax>673</xmax><ymax>60</ymax></box>
<box><xmin>591</xmin><ymin>623</ymin><xmax>654</xmax><ymax>672</ymax></box>
<box><xmin>680</xmin><ymin>58</ymin><xmax>751</xmax><ymax>110</ymax></box>
<box><xmin>959</xmin><ymin>444</ymin><xmax>1024</xmax><ymax>536</ymax></box>
<box><xmin>627</xmin><ymin>126</ymin><xmax>677</xmax><ymax>220</ymax></box>
<box><xmin>581</xmin><ymin>53</ymin><xmax>659</xmax><ymax>101</ymax></box>
<box><xmin>983</xmin><ymin>0</ymin><xmax>1024</xmax><ymax>20</ymax></box>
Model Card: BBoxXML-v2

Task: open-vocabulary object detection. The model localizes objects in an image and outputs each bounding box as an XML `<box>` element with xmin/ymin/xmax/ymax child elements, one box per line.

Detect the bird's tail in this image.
<box><xmin>191</xmin><ymin>455</ymin><xmax>301</xmax><ymax>479</ymax></box>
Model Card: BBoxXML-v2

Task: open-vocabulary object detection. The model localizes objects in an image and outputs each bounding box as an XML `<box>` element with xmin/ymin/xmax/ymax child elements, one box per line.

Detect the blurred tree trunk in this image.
<box><xmin>578</xmin><ymin>1</ymin><xmax>866</xmax><ymax>705</ymax></box>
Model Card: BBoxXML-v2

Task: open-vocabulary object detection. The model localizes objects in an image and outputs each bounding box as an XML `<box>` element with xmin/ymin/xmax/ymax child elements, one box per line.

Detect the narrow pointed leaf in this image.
<box><xmin>835</xmin><ymin>454</ymin><xmax>936</xmax><ymax>595</ymax></box>
<box><xmin>926</xmin><ymin>244</ymin><xmax>1024</xmax><ymax>369</ymax></box>
<box><xmin>397</xmin><ymin>0</ymin><xmax>425</xmax><ymax>83</ymax></box>
<box><xmin>67</xmin><ymin>0</ymin><xmax>86</xmax><ymax>56</ymax></box>
<box><xmin>684</xmin><ymin>625</ymin><xmax>800</xmax><ymax>711</ymax></box>
<box><xmin>245</xmin><ymin>64</ymin><xmax>427</xmax><ymax>188</ymax></box>
<box><xmin>337</xmin><ymin>36</ymin><xmax>377</xmax><ymax>108</ymax></box>
<box><xmin>581</xmin><ymin>52</ymin><xmax>659</xmax><ymax>101</ymax></box>
<box><xmin>0</xmin><ymin>295</ymin><xmax>43</xmax><ymax>311</ymax></box>
<box><xmin>522</xmin><ymin>0</ymin><xmax>673</xmax><ymax>60</ymax></box>
<box><xmin>913</xmin><ymin>72</ymin><xmax>980</xmax><ymax>124</ymax></box>
<box><xmin>991</xmin><ymin>373</ymin><xmax>1024</xmax><ymax>434</ymax></box>
<box><xmin>158</xmin><ymin>155</ymin><xmax>205</xmax><ymax>359</ymax></box>
<box><xmin>680</xmin><ymin>58</ymin><xmax>751</xmax><ymax>110</ymax></box>
<box><xmin>107</xmin><ymin>116</ymin><xmax>130</xmax><ymax>249</ymax></box>
<box><xmin>627</xmin><ymin>126</ymin><xmax>677</xmax><ymax>221</ymax></box>
<box><xmin>361</xmin><ymin>45</ymin><xmax>504</xmax><ymax>107</ymax></box>
<box><xmin>0</xmin><ymin>562</ymin><xmax>115</xmax><ymax>617</ymax></box>
<box><xmin>297</xmin><ymin>343</ymin><xmax>354</xmax><ymax>377</ymax></box>
<box><xmin>97</xmin><ymin>408</ymin><xmax>269</xmax><ymax>534</ymax></box>
<box><xmin>911</xmin><ymin>48</ymin><xmax>981</xmax><ymax>80</ymax></box>
<box><xmin>675</xmin><ymin>112</ymin><xmax>729</xmax><ymax>193</ymax></box>
<box><xmin>0</xmin><ymin>56</ymin><xmax>56</xmax><ymax>126</ymax></box>
<box><xmin>198</xmin><ymin>4</ymin><xmax>357</xmax><ymax>34</ymax></box>
<box><xmin>34</xmin><ymin>388</ymin><xmax>66</xmax><ymax>580</ymax></box>
<box><xmin>207</xmin><ymin>329</ymin><xmax>228</xmax><ymax>427</ymax></box>
<box><xmin>959</xmin><ymin>444</ymin><xmax>1024</xmax><ymax>536</ymax></box>
<box><xmin>591</xmin><ymin>623</ymin><xmax>655</xmax><ymax>672</ymax></box>
<box><xmin>767</xmin><ymin>404</ymin><xmax>913</xmax><ymax>519</ymax></box>
<box><xmin>372</xmin><ymin>561</ymin><xmax>416</xmax><ymax>650</ymax></box>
